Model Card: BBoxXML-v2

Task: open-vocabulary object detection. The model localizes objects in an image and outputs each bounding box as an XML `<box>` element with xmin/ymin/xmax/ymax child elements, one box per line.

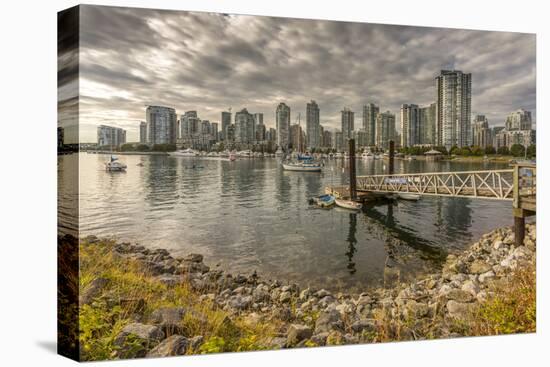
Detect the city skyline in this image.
<box><xmin>58</xmin><ymin>6</ymin><xmax>536</xmax><ymax>143</ymax></box>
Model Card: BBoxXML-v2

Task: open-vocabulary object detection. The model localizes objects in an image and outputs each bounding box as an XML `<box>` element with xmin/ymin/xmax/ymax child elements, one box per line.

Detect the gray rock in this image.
<box><xmin>272</xmin><ymin>306</ymin><xmax>292</xmax><ymax>322</ymax></box>
<box><xmin>314</xmin><ymin>309</ymin><xmax>343</xmax><ymax>334</ymax></box>
<box><xmin>183</xmin><ymin>253</ymin><xmax>203</xmax><ymax>263</ymax></box>
<box><xmin>227</xmin><ymin>295</ymin><xmax>252</xmax><ymax>310</ymax></box>
<box><xmin>114</xmin><ymin>323</ymin><xmax>165</xmax><ymax>357</ymax></box>
<box><xmin>446</xmin><ymin>289</ymin><xmax>475</xmax><ymax>303</ymax></box>
<box><xmin>404</xmin><ymin>300</ymin><xmax>429</xmax><ymax>318</ymax></box>
<box><xmin>469</xmin><ymin>260</ymin><xmax>492</xmax><ymax>275</ymax></box>
<box><xmin>318</xmin><ymin>295</ymin><xmax>335</xmax><ymax>309</ymax></box>
<box><xmin>176</xmin><ymin>261</ymin><xmax>209</xmax><ymax>274</ymax></box>
<box><xmin>149</xmin><ymin>307</ymin><xmax>186</xmax><ymax>334</ymax></box>
<box><xmin>478</xmin><ymin>270</ymin><xmax>495</xmax><ymax>283</ymax></box>
<box><xmin>146</xmin><ymin>335</ymin><xmax>188</xmax><ymax>357</ymax></box>
<box><xmin>80</xmin><ymin>277</ymin><xmax>109</xmax><ymax>305</ymax></box>
<box><xmin>279</xmin><ymin>291</ymin><xmax>292</xmax><ymax>303</ymax></box>
<box><xmin>446</xmin><ymin>300</ymin><xmax>475</xmax><ymax>319</ymax></box>
<box><xmin>315</xmin><ymin>289</ymin><xmax>331</xmax><ymax>298</ymax></box>
<box><xmin>351</xmin><ymin>319</ymin><xmax>377</xmax><ymax>333</ymax></box>
<box><xmin>188</xmin><ymin>335</ymin><xmax>204</xmax><ymax>351</ymax></box>
<box><xmin>252</xmin><ymin>284</ymin><xmax>271</xmax><ymax>302</ymax></box>
<box><xmin>287</xmin><ymin>324</ymin><xmax>313</xmax><ymax>346</ymax></box>
<box><xmin>461</xmin><ymin>280</ymin><xmax>479</xmax><ymax>296</ymax></box>
<box><xmin>310</xmin><ymin>332</ymin><xmax>329</xmax><ymax>346</ymax></box>
<box><xmin>155</xmin><ymin>274</ymin><xmax>183</xmax><ymax>287</ymax></box>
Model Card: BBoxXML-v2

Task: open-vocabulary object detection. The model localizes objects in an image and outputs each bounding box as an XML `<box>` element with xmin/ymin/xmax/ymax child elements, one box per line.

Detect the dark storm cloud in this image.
<box><xmin>73</xmin><ymin>5</ymin><xmax>536</xmax><ymax>142</ymax></box>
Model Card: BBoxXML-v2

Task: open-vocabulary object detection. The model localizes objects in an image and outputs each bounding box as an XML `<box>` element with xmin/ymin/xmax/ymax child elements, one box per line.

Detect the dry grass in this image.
<box><xmin>78</xmin><ymin>240</ymin><xmax>281</xmax><ymax>361</ymax></box>
<box><xmin>469</xmin><ymin>261</ymin><xmax>536</xmax><ymax>336</ymax></box>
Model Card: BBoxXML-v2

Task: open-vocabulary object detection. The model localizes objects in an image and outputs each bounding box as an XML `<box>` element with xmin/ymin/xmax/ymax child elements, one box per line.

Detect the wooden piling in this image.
<box><xmin>389</xmin><ymin>140</ymin><xmax>395</xmax><ymax>175</ymax></box>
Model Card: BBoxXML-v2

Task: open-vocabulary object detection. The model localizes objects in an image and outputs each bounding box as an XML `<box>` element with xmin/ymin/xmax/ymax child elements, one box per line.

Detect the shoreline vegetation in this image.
<box><xmin>74</xmin><ymin>224</ymin><xmax>535</xmax><ymax>361</ymax></box>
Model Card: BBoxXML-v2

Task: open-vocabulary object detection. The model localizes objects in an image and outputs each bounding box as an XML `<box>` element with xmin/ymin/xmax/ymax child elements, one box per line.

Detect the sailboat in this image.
<box><xmin>282</xmin><ymin>113</ymin><xmax>322</xmax><ymax>172</ymax></box>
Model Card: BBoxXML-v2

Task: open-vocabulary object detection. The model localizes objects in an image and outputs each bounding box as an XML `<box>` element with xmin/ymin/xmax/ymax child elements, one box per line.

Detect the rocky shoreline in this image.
<box><xmin>81</xmin><ymin>223</ymin><xmax>536</xmax><ymax>358</ymax></box>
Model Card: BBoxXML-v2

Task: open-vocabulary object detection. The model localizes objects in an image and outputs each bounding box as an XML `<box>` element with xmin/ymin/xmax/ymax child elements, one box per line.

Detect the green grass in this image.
<box><xmin>79</xmin><ymin>240</ymin><xmax>281</xmax><ymax>361</ymax></box>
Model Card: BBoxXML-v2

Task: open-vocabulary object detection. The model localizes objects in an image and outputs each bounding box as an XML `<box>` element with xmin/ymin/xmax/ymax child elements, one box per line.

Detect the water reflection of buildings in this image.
<box><xmin>145</xmin><ymin>156</ymin><xmax>178</xmax><ymax>207</ymax></box>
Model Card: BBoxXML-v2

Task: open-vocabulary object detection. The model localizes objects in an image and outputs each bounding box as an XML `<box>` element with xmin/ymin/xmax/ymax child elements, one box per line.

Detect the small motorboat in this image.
<box><xmin>309</xmin><ymin>194</ymin><xmax>335</xmax><ymax>208</ymax></box>
<box><xmin>335</xmin><ymin>198</ymin><xmax>363</xmax><ymax>210</ymax></box>
<box><xmin>105</xmin><ymin>155</ymin><xmax>127</xmax><ymax>172</ymax></box>
<box><xmin>398</xmin><ymin>193</ymin><xmax>421</xmax><ymax>201</ymax></box>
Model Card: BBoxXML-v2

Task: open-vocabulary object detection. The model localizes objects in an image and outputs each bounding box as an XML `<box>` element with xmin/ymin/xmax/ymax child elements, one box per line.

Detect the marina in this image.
<box><xmin>58</xmin><ymin>151</ymin><xmax>522</xmax><ymax>292</ymax></box>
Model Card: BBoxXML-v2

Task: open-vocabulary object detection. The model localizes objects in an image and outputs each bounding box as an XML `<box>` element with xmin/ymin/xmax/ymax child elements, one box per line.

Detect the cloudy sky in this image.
<box><xmin>58</xmin><ymin>5</ymin><xmax>536</xmax><ymax>143</ymax></box>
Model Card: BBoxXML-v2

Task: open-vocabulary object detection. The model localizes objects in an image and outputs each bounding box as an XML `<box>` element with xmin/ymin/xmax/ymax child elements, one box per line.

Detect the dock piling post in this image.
<box><xmin>389</xmin><ymin>140</ymin><xmax>395</xmax><ymax>175</ymax></box>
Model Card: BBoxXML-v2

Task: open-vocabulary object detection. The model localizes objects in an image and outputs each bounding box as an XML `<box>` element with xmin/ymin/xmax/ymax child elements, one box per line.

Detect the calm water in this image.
<box><xmin>59</xmin><ymin>153</ymin><xmax>513</xmax><ymax>292</ymax></box>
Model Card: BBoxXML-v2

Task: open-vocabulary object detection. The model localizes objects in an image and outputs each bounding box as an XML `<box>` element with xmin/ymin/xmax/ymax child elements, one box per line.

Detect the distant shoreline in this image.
<box><xmin>83</xmin><ymin>150</ymin><xmax>169</xmax><ymax>156</ymax></box>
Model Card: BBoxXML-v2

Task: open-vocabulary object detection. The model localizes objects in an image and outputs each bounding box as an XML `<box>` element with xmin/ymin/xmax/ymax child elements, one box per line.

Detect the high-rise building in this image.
<box><xmin>341</xmin><ymin>107</ymin><xmax>354</xmax><ymax>140</ymax></box>
<box><xmin>334</xmin><ymin>130</ymin><xmax>343</xmax><ymax>152</ymax></box>
<box><xmin>353</xmin><ymin>130</ymin><xmax>369</xmax><ymax>148</ymax></box>
<box><xmin>266</xmin><ymin>127</ymin><xmax>277</xmax><ymax>142</ymax></box>
<box><xmin>472</xmin><ymin>115</ymin><xmax>492</xmax><ymax>148</ymax></box>
<box><xmin>375</xmin><ymin>111</ymin><xmax>396</xmax><ymax>150</ymax></box>
<box><xmin>256</xmin><ymin>124</ymin><xmax>266</xmax><ymax>141</ymax></box>
<box><xmin>253</xmin><ymin>113</ymin><xmax>264</xmax><ymax>126</ymax></box>
<box><xmin>276</xmin><ymin>103</ymin><xmax>291</xmax><ymax>150</ymax></box>
<box><xmin>323</xmin><ymin>130</ymin><xmax>332</xmax><ymax>148</ymax></box>
<box><xmin>362</xmin><ymin>103</ymin><xmax>379</xmax><ymax>146</ymax></box>
<box><xmin>505</xmin><ymin>109</ymin><xmax>532</xmax><ymax>130</ymax></box>
<box><xmin>97</xmin><ymin>125</ymin><xmax>126</xmax><ymax>147</ymax></box>
<box><xmin>210</xmin><ymin>122</ymin><xmax>219</xmax><ymax>142</ymax></box>
<box><xmin>289</xmin><ymin>124</ymin><xmax>305</xmax><ymax>151</ymax></box>
<box><xmin>435</xmin><ymin>70</ymin><xmax>472</xmax><ymax>149</ymax></box>
<box><xmin>234</xmin><ymin>108</ymin><xmax>255</xmax><ymax>144</ymax></box>
<box><xmin>400</xmin><ymin>104</ymin><xmax>420</xmax><ymax>147</ymax></box>
<box><xmin>139</xmin><ymin>121</ymin><xmax>147</xmax><ymax>143</ymax></box>
<box><xmin>306</xmin><ymin>100</ymin><xmax>320</xmax><ymax>149</ymax></box>
<box><xmin>180</xmin><ymin>111</ymin><xmax>200</xmax><ymax>137</ymax></box>
<box><xmin>226</xmin><ymin>124</ymin><xmax>236</xmax><ymax>143</ymax></box>
<box><xmin>221</xmin><ymin>111</ymin><xmax>231</xmax><ymax>141</ymax></box>
<box><xmin>419</xmin><ymin>103</ymin><xmax>436</xmax><ymax>145</ymax></box>
<box><xmin>146</xmin><ymin>106</ymin><xmax>177</xmax><ymax>145</ymax></box>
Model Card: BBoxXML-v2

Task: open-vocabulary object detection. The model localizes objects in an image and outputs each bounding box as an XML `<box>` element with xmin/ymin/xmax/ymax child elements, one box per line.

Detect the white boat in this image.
<box><xmin>310</xmin><ymin>194</ymin><xmax>335</xmax><ymax>208</ymax></box>
<box><xmin>282</xmin><ymin>161</ymin><xmax>322</xmax><ymax>172</ymax></box>
<box><xmin>237</xmin><ymin>150</ymin><xmax>252</xmax><ymax>158</ymax></box>
<box><xmin>105</xmin><ymin>155</ymin><xmax>127</xmax><ymax>172</ymax></box>
<box><xmin>335</xmin><ymin>198</ymin><xmax>363</xmax><ymax>210</ymax></box>
<box><xmin>170</xmin><ymin>148</ymin><xmax>198</xmax><ymax>157</ymax></box>
<box><xmin>361</xmin><ymin>152</ymin><xmax>373</xmax><ymax>159</ymax></box>
<box><xmin>334</xmin><ymin>152</ymin><xmax>344</xmax><ymax>159</ymax></box>
<box><xmin>398</xmin><ymin>193</ymin><xmax>421</xmax><ymax>201</ymax></box>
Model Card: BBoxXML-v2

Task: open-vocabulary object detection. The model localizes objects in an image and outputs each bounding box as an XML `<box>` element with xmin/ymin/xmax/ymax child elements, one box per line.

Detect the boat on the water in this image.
<box><xmin>105</xmin><ymin>155</ymin><xmax>127</xmax><ymax>172</ymax></box>
<box><xmin>170</xmin><ymin>148</ymin><xmax>198</xmax><ymax>157</ymax></box>
<box><xmin>310</xmin><ymin>194</ymin><xmax>335</xmax><ymax>208</ymax></box>
<box><xmin>237</xmin><ymin>150</ymin><xmax>252</xmax><ymax>158</ymax></box>
<box><xmin>361</xmin><ymin>152</ymin><xmax>373</xmax><ymax>159</ymax></box>
<box><xmin>335</xmin><ymin>198</ymin><xmax>363</xmax><ymax>210</ymax></box>
<box><xmin>282</xmin><ymin>160</ymin><xmax>322</xmax><ymax>172</ymax></box>
<box><xmin>398</xmin><ymin>193</ymin><xmax>421</xmax><ymax>201</ymax></box>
